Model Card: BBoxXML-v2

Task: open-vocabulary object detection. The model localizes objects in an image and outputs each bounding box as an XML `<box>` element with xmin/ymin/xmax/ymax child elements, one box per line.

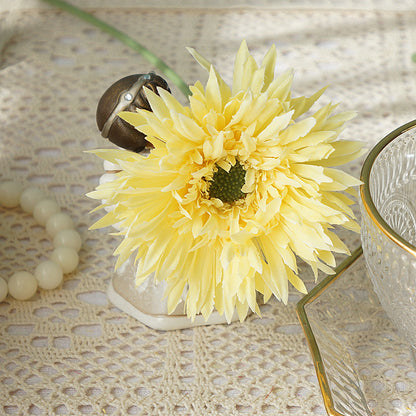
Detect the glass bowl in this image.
<box><xmin>360</xmin><ymin>119</ymin><xmax>416</xmax><ymax>357</ymax></box>
<box><xmin>297</xmin><ymin>248</ymin><xmax>416</xmax><ymax>416</ymax></box>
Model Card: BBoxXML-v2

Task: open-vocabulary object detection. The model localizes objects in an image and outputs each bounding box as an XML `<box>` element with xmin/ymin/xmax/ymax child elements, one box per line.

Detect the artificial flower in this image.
<box><xmin>88</xmin><ymin>40</ymin><xmax>364</xmax><ymax>322</ymax></box>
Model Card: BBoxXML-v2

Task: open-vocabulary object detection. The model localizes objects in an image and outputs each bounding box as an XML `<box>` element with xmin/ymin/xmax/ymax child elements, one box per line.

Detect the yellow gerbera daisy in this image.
<box><xmin>88</xmin><ymin>40</ymin><xmax>364</xmax><ymax>322</ymax></box>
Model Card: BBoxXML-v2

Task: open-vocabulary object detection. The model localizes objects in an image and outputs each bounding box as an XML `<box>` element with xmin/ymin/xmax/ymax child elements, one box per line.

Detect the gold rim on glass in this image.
<box><xmin>360</xmin><ymin>119</ymin><xmax>416</xmax><ymax>257</ymax></box>
<box><xmin>296</xmin><ymin>246</ymin><xmax>363</xmax><ymax>416</ymax></box>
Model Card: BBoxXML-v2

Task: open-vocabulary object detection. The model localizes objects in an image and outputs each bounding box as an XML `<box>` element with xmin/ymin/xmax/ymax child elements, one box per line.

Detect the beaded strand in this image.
<box><xmin>0</xmin><ymin>181</ymin><xmax>81</xmax><ymax>302</ymax></box>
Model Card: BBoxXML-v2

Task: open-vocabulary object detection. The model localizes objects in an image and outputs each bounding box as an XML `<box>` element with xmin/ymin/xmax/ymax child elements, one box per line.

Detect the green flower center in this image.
<box><xmin>208</xmin><ymin>160</ymin><xmax>246</xmax><ymax>203</ymax></box>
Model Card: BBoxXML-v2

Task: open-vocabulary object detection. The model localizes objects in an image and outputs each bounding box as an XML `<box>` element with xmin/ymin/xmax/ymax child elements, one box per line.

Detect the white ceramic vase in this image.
<box><xmin>107</xmin><ymin>256</ymin><xmax>238</xmax><ymax>331</ymax></box>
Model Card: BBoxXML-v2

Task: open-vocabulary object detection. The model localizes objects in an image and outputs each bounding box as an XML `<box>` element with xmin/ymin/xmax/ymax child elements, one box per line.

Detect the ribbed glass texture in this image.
<box><xmin>360</xmin><ymin>129</ymin><xmax>416</xmax><ymax>349</ymax></box>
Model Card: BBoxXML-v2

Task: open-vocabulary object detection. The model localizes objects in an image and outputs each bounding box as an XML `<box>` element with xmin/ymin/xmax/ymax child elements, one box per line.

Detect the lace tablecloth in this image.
<box><xmin>0</xmin><ymin>2</ymin><xmax>415</xmax><ymax>415</ymax></box>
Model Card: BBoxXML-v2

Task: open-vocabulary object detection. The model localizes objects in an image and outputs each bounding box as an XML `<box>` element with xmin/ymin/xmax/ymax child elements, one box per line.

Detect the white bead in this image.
<box><xmin>45</xmin><ymin>212</ymin><xmax>74</xmax><ymax>237</ymax></box>
<box><xmin>0</xmin><ymin>181</ymin><xmax>24</xmax><ymax>208</ymax></box>
<box><xmin>33</xmin><ymin>199</ymin><xmax>60</xmax><ymax>226</ymax></box>
<box><xmin>35</xmin><ymin>261</ymin><xmax>63</xmax><ymax>290</ymax></box>
<box><xmin>0</xmin><ymin>278</ymin><xmax>8</xmax><ymax>302</ymax></box>
<box><xmin>53</xmin><ymin>229</ymin><xmax>82</xmax><ymax>252</ymax></box>
<box><xmin>50</xmin><ymin>247</ymin><xmax>79</xmax><ymax>274</ymax></box>
<box><xmin>20</xmin><ymin>187</ymin><xmax>46</xmax><ymax>213</ymax></box>
<box><xmin>8</xmin><ymin>271</ymin><xmax>38</xmax><ymax>300</ymax></box>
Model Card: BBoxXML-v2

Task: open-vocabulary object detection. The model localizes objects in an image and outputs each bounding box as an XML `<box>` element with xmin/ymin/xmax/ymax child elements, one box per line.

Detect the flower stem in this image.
<box><xmin>41</xmin><ymin>0</ymin><xmax>191</xmax><ymax>98</ymax></box>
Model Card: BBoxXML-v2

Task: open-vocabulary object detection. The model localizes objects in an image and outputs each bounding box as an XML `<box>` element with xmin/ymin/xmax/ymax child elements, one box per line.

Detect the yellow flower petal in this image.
<box><xmin>260</xmin><ymin>43</ymin><xmax>277</xmax><ymax>91</ymax></box>
<box><xmin>267</xmin><ymin>69</ymin><xmax>293</xmax><ymax>101</ymax></box>
<box><xmin>280</xmin><ymin>117</ymin><xmax>316</xmax><ymax>145</ymax></box>
<box><xmin>290</xmin><ymin>87</ymin><xmax>328</xmax><ymax>119</ymax></box>
<box><xmin>232</xmin><ymin>39</ymin><xmax>251</xmax><ymax>95</ymax></box>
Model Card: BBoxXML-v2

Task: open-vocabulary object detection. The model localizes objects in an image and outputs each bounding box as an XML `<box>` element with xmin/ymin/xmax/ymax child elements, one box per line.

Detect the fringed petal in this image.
<box><xmin>87</xmin><ymin>40</ymin><xmax>362</xmax><ymax>323</ymax></box>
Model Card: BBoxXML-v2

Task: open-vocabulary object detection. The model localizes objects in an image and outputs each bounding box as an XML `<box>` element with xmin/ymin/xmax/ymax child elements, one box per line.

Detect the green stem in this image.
<box><xmin>41</xmin><ymin>0</ymin><xmax>191</xmax><ymax>98</ymax></box>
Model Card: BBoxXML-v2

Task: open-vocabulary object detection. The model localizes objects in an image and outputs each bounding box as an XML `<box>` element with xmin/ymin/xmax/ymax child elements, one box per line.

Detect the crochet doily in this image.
<box><xmin>0</xmin><ymin>2</ymin><xmax>415</xmax><ymax>415</ymax></box>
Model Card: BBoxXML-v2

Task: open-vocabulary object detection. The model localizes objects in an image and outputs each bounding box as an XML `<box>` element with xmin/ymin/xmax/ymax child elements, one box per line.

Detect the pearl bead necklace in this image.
<box><xmin>0</xmin><ymin>181</ymin><xmax>81</xmax><ymax>302</ymax></box>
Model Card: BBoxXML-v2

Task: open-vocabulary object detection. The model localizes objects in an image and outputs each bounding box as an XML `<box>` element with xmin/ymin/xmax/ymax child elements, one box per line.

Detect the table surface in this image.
<box><xmin>0</xmin><ymin>1</ymin><xmax>415</xmax><ymax>415</ymax></box>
